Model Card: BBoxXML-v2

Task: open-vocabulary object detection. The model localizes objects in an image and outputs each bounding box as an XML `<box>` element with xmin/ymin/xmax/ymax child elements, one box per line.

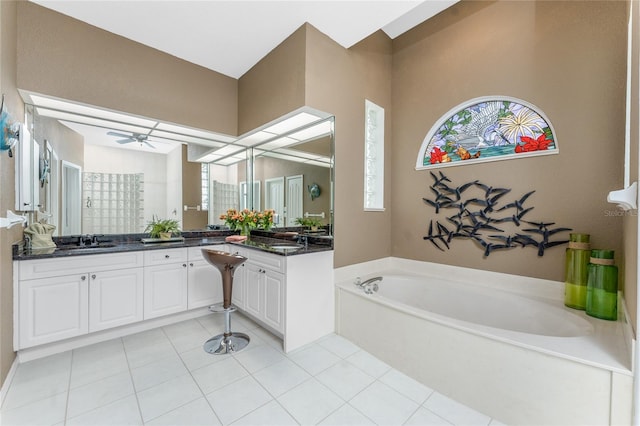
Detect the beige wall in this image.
<box><xmin>391</xmin><ymin>1</ymin><xmax>627</xmax><ymax>283</ymax></box>
<box><xmin>238</xmin><ymin>25</ymin><xmax>307</xmax><ymax>134</ymax></box>
<box><xmin>305</xmin><ymin>27</ymin><xmax>394</xmax><ymax>267</ymax></box>
<box><xmin>17</xmin><ymin>2</ymin><xmax>238</xmax><ymax>135</ymax></box>
<box><xmin>0</xmin><ymin>0</ymin><xmax>23</xmax><ymax>387</ymax></box>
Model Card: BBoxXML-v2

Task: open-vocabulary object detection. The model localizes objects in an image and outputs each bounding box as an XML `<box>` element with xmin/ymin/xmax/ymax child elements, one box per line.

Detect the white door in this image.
<box><xmin>89</xmin><ymin>268</ymin><xmax>143</xmax><ymax>332</ymax></box>
<box><xmin>143</xmin><ymin>263</ymin><xmax>188</xmax><ymax>319</ymax></box>
<box><xmin>61</xmin><ymin>161</ymin><xmax>82</xmax><ymax>235</ymax></box>
<box><xmin>231</xmin><ymin>262</ymin><xmax>246</xmax><ymax>310</ymax></box>
<box><xmin>263</xmin><ymin>270</ymin><xmax>285</xmax><ymax>333</ymax></box>
<box><xmin>244</xmin><ymin>263</ymin><xmax>263</xmax><ymax>319</ymax></box>
<box><xmin>285</xmin><ymin>175</ymin><xmax>303</xmax><ymax>226</ymax></box>
<box><xmin>265</xmin><ymin>177</ymin><xmax>285</xmax><ymax>221</ymax></box>
<box><xmin>187</xmin><ymin>260</ymin><xmax>223</xmax><ymax>309</ymax></box>
<box><xmin>19</xmin><ymin>274</ymin><xmax>89</xmax><ymax>348</ymax></box>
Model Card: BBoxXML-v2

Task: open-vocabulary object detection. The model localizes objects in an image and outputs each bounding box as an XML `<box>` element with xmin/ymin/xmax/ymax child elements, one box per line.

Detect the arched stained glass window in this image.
<box><xmin>416</xmin><ymin>96</ymin><xmax>559</xmax><ymax>170</ymax></box>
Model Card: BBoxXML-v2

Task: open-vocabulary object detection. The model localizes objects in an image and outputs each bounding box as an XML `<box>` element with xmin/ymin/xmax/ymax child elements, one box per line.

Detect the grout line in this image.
<box><xmin>62</xmin><ymin>349</ymin><xmax>74</xmax><ymax>426</ymax></box>
<box><xmin>121</xmin><ymin>336</ymin><xmax>150</xmax><ymax>425</ymax></box>
<box><xmin>162</xmin><ymin>324</ymin><xmax>224</xmax><ymax>425</ymax></box>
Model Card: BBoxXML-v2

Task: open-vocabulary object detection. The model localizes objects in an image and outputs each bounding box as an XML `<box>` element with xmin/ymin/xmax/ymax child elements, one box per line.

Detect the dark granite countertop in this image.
<box><xmin>12</xmin><ymin>229</ymin><xmax>333</xmax><ymax>261</ymax></box>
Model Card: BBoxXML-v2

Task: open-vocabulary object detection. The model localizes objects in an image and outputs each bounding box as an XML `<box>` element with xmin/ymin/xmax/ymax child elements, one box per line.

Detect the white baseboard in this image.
<box><xmin>0</xmin><ymin>357</ymin><xmax>19</xmax><ymax>407</ymax></box>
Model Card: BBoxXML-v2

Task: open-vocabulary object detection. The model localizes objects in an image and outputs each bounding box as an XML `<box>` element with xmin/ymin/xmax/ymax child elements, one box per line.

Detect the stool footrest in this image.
<box><xmin>208</xmin><ymin>303</ymin><xmax>237</xmax><ymax>313</ymax></box>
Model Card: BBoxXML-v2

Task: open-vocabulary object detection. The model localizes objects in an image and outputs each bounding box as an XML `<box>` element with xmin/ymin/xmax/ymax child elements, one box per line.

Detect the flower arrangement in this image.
<box><xmin>220</xmin><ymin>208</ymin><xmax>275</xmax><ymax>235</ymax></box>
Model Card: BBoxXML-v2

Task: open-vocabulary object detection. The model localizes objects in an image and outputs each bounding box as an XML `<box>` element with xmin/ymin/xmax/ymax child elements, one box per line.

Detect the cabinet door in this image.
<box><xmin>244</xmin><ymin>264</ymin><xmax>263</xmax><ymax>318</ymax></box>
<box><xmin>231</xmin><ymin>262</ymin><xmax>246</xmax><ymax>310</ymax></box>
<box><xmin>19</xmin><ymin>274</ymin><xmax>89</xmax><ymax>348</ymax></box>
<box><xmin>144</xmin><ymin>263</ymin><xmax>188</xmax><ymax>319</ymax></box>
<box><xmin>187</xmin><ymin>260</ymin><xmax>223</xmax><ymax>309</ymax></box>
<box><xmin>263</xmin><ymin>270</ymin><xmax>285</xmax><ymax>333</ymax></box>
<box><xmin>89</xmin><ymin>268</ymin><xmax>143</xmax><ymax>332</ymax></box>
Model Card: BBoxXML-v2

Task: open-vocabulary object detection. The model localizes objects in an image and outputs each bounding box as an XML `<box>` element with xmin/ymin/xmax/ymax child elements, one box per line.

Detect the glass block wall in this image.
<box><xmin>82</xmin><ymin>172</ymin><xmax>144</xmax><ymax>234</ymax></box>
<box><xmin>212</xmin><ymin>180</ymin><xmax>238</xmax><ymax>225</ymax></box>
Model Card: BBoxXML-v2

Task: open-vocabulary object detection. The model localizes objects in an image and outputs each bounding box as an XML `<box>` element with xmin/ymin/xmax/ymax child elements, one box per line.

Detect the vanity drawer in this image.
<box><xmin>188</xmin><ymin>245</ymin><xmax>227</xmax><ymax>261</ymax></box>
<box><xmin>18</xmin><ymin>251</ymin><xmax>144</xmax><ymax>280</ymax></box>
<box><xmin>144</xmin><ymin>248</ymin><xmax>187</xmax><ymax>265</ymax></box>
<box><xmin>244</xmin><ymin>249</ymin><xmax>285</xmax><ymax>273</ymax></box>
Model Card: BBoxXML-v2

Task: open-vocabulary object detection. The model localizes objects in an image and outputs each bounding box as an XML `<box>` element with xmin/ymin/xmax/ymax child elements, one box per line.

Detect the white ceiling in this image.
<box><xmin>29</xmin><ymin>0</ymin><xmax>458</xmax><ymax>79</ymax></box>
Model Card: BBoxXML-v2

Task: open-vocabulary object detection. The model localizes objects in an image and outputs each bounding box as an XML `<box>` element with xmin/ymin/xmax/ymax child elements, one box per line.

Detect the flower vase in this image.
<box><xmin>239</xmin><ymin>224</ymin><xmax>250</xmax><ymax>236</ymax></box>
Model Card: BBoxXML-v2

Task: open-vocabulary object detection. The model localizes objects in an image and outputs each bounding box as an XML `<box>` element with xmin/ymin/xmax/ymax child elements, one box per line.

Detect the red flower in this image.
<box><xmin>429</xmin><ymin>147</ymin><xmax>445</xmax><ymax>164</ymax></box>
<box><xmin>515</xmin><ymin>134</ymin><xmax>552</xmax><ymax>153</ymax></box>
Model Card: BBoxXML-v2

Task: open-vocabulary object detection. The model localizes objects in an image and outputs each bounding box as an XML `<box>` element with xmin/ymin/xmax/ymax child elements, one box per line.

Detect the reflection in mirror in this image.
<box><xmin>233</xmin><ymin>117</ymin><xmax>334</xmax><ymax>233</ymax></box>
<box><xmin>61</xmin><ymin>160</ymin><xmax>82</xmax><ymax>235</ymax></box>
<box><xmin>24</xmin><ymin>94</ymin><xmax>334</xmax><ymax>237</ymax></box>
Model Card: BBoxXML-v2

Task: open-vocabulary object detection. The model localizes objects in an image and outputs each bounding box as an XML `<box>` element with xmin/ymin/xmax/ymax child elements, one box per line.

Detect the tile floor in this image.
<box><xmin>1</xmin><ymin>313</ymin><xmax>505</xmax><ymax>426</ymax></box>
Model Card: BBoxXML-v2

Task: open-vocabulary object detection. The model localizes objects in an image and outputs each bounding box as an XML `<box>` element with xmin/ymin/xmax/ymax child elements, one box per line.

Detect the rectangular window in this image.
<box><xmin>364</xmin><ymin>100</ymin><xmax>385</xmax><ymax>211</ymax></box>
<box><xmin>201</xmin><ymin>163</ymin><xmax>209</xmax><ymax>211</ymax></box>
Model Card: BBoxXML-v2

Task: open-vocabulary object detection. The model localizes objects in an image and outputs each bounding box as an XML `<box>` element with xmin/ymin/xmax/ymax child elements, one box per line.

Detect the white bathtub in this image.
<box><xmin>335</xmin><ymin>258</ymin><xmax>633</xmax><ymax>425</ymax></box>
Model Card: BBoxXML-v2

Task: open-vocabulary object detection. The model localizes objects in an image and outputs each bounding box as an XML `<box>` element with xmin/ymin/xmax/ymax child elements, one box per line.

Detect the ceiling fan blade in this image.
<box><xmin>143</xmin><ymin>140</ymin><xmax>156</xmax><ymax>149</ymax></box>
<box><xmin>107</xmin><ymin>131</ymin><xmax>133</xmax><ymax>138</ymax></box>
<box><xmin>116</xmin><ymin>139</ymin><xmax>134</xmax><ymax>144</ymax></box>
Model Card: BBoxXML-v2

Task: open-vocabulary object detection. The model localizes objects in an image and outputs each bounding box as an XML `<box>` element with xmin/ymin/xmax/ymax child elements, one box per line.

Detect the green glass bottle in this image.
<box><xmin>564</xmin><ymin>233</ymin><xmax>591</xmax><ymax>310</ymax></box>
<box><xmin>586</xmin><ymin>250</ymin><xmax>618</xmax><ymax>321</ymax></box>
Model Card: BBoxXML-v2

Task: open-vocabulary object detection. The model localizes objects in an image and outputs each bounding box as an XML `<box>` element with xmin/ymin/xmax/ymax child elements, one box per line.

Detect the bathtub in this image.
<box><xmin>335</xmin><ymin>258</ymin><xmax>633</xmax><ymax>425</ymax></box>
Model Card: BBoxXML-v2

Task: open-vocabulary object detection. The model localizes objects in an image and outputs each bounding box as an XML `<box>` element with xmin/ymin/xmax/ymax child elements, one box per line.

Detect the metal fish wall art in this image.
<box><xmin>423</xmin><ymin>171</ymin><xmax>571</xmax><ymax>257</ymax></box>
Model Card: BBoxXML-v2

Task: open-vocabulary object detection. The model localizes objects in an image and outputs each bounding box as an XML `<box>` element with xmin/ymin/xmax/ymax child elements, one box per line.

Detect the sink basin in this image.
<box><xmin>269</xmin><ymin>244</ymin><xmax>304</xmax><ymax>251</ymax></box>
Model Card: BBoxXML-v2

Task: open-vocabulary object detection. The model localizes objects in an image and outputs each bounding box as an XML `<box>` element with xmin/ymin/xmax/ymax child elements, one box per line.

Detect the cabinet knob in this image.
<box><xmin>183</xmin><ymin>264</ymin><xmax>187</xmax><ymax>267</ymax></box>
<box><xmin>165</xmin><ymin>255</ymin><xmax>170</xmax><ymax>259</ymax></box>
<box><xmin>91</xmin><ymin>274</ymin><xmax>96</xmax><ymax>279</ymax></box>
<box><xmin>190</xmin><ymin>263</ymin><xmax>194</xmax><ymax>267</ymax></box>
<box><xmin>81</xmin><ymin>275</ymin><xmax>86</xmax><ymax>281</ymax></box>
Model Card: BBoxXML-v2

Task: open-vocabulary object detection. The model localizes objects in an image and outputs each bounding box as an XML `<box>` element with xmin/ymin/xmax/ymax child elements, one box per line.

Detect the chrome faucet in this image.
<box><xmin>354</xmin><ymin>276</ymin><xmax>382</xmax><ymax>294</ymax></box>
<box><xmin>296</xmin><ymin>234</ymin><xmax>309</xmax><ymax>249</ymax></box>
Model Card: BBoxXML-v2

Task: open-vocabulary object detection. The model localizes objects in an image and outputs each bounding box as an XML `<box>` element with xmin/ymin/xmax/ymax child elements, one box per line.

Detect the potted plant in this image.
<box><xmin>145</xmin><ymin>216</ymin><xmax>181</xmax><ymax>239</ymax></box>
<box><xmin>295</xmin><ymin>217</ymin><xmax>323</xmax><ymax>232</ymax></box>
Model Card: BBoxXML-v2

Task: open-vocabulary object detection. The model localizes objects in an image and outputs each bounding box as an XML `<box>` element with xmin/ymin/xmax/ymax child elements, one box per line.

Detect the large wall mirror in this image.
<box><xmin>22</xmin><ymin>93</ymin><xmax>334</xmax><ymax>238</ymax></box>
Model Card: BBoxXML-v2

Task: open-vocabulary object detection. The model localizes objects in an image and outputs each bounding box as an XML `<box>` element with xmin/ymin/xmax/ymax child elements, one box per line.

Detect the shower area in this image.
<box><xmin>82</xmin><ymin>172</ymin><xmax>145</xmax><ymax>234</ymax></box>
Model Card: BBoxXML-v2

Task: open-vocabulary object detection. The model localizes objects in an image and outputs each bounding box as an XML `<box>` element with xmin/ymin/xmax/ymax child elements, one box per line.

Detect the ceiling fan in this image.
<box><xmin>107</xmin><ymin>131</ymin><xmax>156</xmax><ymax>149</ymax></box>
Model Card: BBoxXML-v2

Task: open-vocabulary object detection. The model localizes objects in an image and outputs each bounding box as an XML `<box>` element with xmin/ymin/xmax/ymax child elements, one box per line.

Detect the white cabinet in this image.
<box><xmin>236</xmin><ymin>249</ymin><xmax>285</xmax><ymax>334</ymax></box>
<box><xmin>227</xmin><ymin>247</ymin><xmax>247</xmax><ymax>310</ymax></box>
<box><xmin>244</xmin><ymin>263</ymin><xmax>262</xmax><ymax>318</ymax></box>
<box><xmin>231</xmin><ymin>262</ymin><xmax>246</xmax><ymax>310</ymax></box>
<box><xmin>143</xmin><ymin>248</ymin><xmax>188</xmax><ymax>319</ymax></box>
<box><xmin>263</xmin><ymin>268</ymin><xmax>285</xmax><ymax>332</ymax></box>
<box><xmin>16</xmin><ymin>252</ymin><xmax>144</xmax><ymax>350</ymax></box>
<box><xmin>187</xmin><ymin>245</ymin><xmax>226</xmax><ymax>309</ymax></box>
<box><xmin>19</xmin><ymin>274</ymin><xmax>89</xmax><ymax>348</ymax></box>
<box><xmin>89</xmin><ymin>268</ymin><xmax>143</xmax><ymax>332</ymax></box>
<box><xmin>14</xmin><ymin>244</ymin><xmax>334</xmax><ymax>354</ymax></box>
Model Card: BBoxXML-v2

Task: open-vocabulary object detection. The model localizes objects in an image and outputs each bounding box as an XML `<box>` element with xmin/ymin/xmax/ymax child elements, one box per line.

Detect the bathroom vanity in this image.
<box><xmin>13</xmin><ymin>234</ymin><xmax>333</xmax><ymax>360</ymax></box>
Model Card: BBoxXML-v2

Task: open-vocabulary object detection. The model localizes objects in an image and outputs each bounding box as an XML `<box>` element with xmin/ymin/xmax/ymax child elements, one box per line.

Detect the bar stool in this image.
<box><xmin>201</xmin><ymin>249</ymin><xmax>250</xmax><ymax>354</ymax></box>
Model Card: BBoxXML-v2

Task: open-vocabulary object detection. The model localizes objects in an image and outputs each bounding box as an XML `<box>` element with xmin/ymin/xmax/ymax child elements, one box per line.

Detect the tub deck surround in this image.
<box><xmin>335</xmin><ymin>257</ymin><xmax>633</xmax><ymax>425</ymax></box>
<box><xmin>12</xmin><ymin>230</ymin><xmax>333</xmax><ymax>260</ymax></box>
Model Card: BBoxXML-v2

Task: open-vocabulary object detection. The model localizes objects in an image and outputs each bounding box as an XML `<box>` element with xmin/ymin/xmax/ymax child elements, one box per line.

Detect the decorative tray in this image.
<box><xmin>141</xmin><ymin>237</ymin><xmax>185</xmax><ymax>244</ymax></box>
